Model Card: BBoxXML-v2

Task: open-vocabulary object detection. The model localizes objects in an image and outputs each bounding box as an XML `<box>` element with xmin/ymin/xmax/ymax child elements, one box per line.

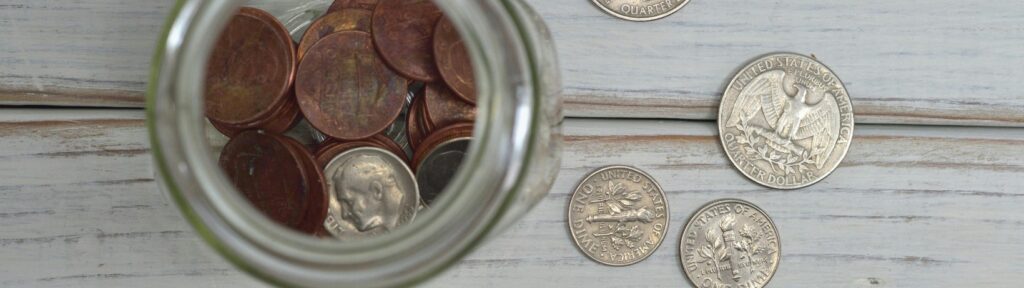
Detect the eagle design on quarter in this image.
<box><xmin>719</xmin><ymin>53</ymin><xmax>854</xmax><ymax>189</ymax></box>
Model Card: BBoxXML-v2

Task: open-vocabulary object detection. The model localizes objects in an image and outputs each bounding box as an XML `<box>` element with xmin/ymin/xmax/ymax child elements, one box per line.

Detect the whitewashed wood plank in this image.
<box><xmin>1</xmin><ymin>109</ymin><xmax>1022</xmax><ymax>287</ymax></box>
<box><xmin>3</xmin><ymin>1</ymin><xmax>1024</xmax><ymax>126</ymax></box>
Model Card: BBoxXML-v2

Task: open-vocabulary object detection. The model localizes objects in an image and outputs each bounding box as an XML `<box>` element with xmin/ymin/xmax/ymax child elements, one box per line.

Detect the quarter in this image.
<box><xmin>592</xmin><ymin>0</ymin><xmax>692</xmax><ymax>22</ymax></box>
<box><xmin>568</xmin><ymin>166</ymin><xmax>669</xmax><ymax>266</ymax></box>
<box><xmin>680</xmin><ymin>199</ymin><xmax>780</xmax><ymax>288</ymax></box>
<box><xmin>718</xmin><ymin>53</ymin><xmax>854</xmax><ymax>189</ymax></box>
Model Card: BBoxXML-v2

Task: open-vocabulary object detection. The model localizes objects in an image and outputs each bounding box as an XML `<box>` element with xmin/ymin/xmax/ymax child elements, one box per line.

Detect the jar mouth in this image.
<box><xmin>147</xmin><ymin>1</ymin><xmax>539</xmax><ymax>287</ymax></box>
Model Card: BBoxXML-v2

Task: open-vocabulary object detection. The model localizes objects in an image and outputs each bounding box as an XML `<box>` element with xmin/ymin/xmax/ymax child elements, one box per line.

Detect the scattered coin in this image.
<box><xmin>218</xmin><ymin>130</ymin><xmax>327</xmax><ymax>234</ymax></box>
<box><xmin>297</xmin><ymin>9</ymin><xmax>372</xmax><ymax>61</ymax></box>
<box><xmin>433</xmin><ymin>17</ymin><xmax>476</xmax><ymax>103</ymax></box>
<box><xmin>372</xmin><ymin>0</ymin><xmax>443</xmax><ymax>82</ymax></box>
<box><xmin>295</xmin><ymin>31</ymin><xmax>408</xmax><ymax>140</ymax></box>
<box><xmin>592</xmin><ymin>0</ymin><xmax>692</xmax><ymax>22</ymax></box>
<box><xmin>322</xmin><ymin>147</ymin><xmax>419</xmax><ymax>239</ymax></box>
<box><xmin>568</xmin><ymin>166</ymin><xmax>669</xmax><ymax>266</ymax></box>
<box><xmin>718</xmin><ymin>53</ymin><xmax>854</xmax><ymax>189</ymax></box>
<box><xmin>680</xmin><ymin>199</ymin><xmax>780</xmax><ymax>288</ymax></box>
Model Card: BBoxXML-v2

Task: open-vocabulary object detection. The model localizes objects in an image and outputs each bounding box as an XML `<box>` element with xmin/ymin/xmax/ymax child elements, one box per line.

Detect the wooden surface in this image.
<box><xmin>3</xmin><ymin>1</ymin><xmax>1024</xmax><ymax>126</ymax></box>
<box><xmin>0</xmin><ymin>110</ymin><xmax>1021</xmax><ymax>287</ymax></box>
<box><xmin>2</xmin><ymin>1</ymin><xmax>1023</xmax><ymax>287</ymax></box>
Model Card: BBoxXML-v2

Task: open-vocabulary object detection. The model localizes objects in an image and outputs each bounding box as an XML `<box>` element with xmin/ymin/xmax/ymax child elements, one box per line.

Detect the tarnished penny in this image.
<box><xmin>680</xmin><ymin>199</ymin><xmax>780</xmax><ymax>288</ymax></box>
<box><xmin>568</xmin><ymin>166</ymin><xmax>669</xmax><ymax>266</ymax></box>
<box><xmin>209</xmin><ymin>89</ymin><xmax>301</xmax><ymax>137</ymax></box>
<box><xmin>218</xmin><ymin>130</ymin><xmax>326</xmax><ymax>234</ymax></box>
<box><xmin>414</xmin><ymin>136</ymin><xmax>470</xmax><ymax>206</ymax></box>
<box><xmin>322</xmin><ymin>147</ymin><xmax>419</xmax><ymax>239</ymax></box>
<box><xmin>277</xmin><ymin>134</ymin><xmax>330</xmax><ymax>233</ymax></box>
<box><xmin>205</xmin><ymin>7</ymin><xmax>296</xmax><ymax>125</ymax></box>
<box><xmin>433</xmin><ymin>17</ymin><xmax>476</xmax><ymax>103</ymax></box>
<box><xmin>328</xmin><ymin>0</ymin><xmax>378</xmax><ymax>12</ymax></box>
<box><xmin>718</xmin><ymin>53</ymin><xmax>854</xmax><ymax>189</ymax></box>
<box><xmin>406</xmin><ymin>91</ymin><xmax>427</xmax><ymax>149</ymax></box>
<box><xmin>317</xmin><ymin>134</ymin><xmax>409</xmax><ymax>166</ymax></box>
<box><xmin>371</xmin><ymin>0</ymin><xmax>443</xmax><ymax>82</ymax></box>
<box><xmin>423</xmin><ymin>84</ymin><xmax>476</xmax><ymax>130</ymax></box>
<box><xmin>297</xmin><ymin>9</ymin><xmax>372</xmax><ymax>61</ymax></box>
<box><xmin>296</xmin><ymin>31</ymin><xmax>408</xmax><ymax>140</ymax></box>
<box><xmin>592</xmin><ymin>0</ymin><xmax>692</xmax><ymax>22</ymax></box>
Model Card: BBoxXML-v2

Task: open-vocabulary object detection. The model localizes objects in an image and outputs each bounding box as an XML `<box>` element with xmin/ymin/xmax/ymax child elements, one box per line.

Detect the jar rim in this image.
<box><xmin>146</xmin><ymin>1</ymin><xmax>542</xmax><ymax>287</ymax></box>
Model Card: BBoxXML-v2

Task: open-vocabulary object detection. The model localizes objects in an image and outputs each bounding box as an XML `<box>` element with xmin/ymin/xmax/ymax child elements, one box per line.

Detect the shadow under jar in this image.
<box><xmin>147</xmin><ymin>0</ymin><xmax>562</xmax><ymax>287</ymax></box>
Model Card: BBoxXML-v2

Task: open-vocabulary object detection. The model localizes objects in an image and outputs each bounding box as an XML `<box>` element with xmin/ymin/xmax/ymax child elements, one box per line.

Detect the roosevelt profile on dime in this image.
<box><xmin>568</xmin><ymin>166</ymin><xmax>669</xmax><ymax>266</ymax></box>
<box><xmin>323</xmin><ymin>148</ymin><xmax>419</xmax><ymax>238</ymax></box>
<box><xmin>718</xmin><ymin>53</ymin><xmax>854</xmax><ymax>189</ymax></box>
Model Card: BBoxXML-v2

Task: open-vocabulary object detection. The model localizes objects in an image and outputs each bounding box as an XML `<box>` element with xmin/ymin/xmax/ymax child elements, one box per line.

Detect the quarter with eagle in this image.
<box><xmin>718</xmin><ymin>53</ymin><xmax>854</xmax><ymax>189</ymax></box>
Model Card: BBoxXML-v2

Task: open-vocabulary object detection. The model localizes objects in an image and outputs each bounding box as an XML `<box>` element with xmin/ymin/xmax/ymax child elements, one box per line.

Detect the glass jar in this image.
<box><xmin>146</xmin><ymin>0</ymin><xmax>562</xmax><ymax>287</ymax></box>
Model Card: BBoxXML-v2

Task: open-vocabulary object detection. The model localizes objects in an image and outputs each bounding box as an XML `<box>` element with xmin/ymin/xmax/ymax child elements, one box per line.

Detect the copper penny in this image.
<box><xmin>317</xmin><ymin>134</ymin><xmax>408</xmax><ymax>165</ymax></box>
<box><xmin>209</xmin><ymin>89</ymin><xmax>301</xmax><ymax>137</ymax></box>
<box><xmin>328</xmin><ymin>0</ymin><xmax>378</xmax><ymax>12</ymax></box>
<box><xmin>433</xmin><ymin>17</ymin><xmax>476</xmax><ymax>103</ymax></box>
<box><xmin>296</xmin><ymin>31</ymin><xmax>408</xmax><ymax>140</ymax></box>
<box><xmin>205</xmin><ymin>7</ymin><xmax>296</xmax><ymax>125</ymax></box>
<box><xmin>412</xmin><ymin>122</ymin><xmax>473</xmax><ymax>171</ymax></box>
<box><xmin>218</xmin><ymin>130</ymin><xmax>325</xmax><ymax>234</ymax></box>
<box><xmin>423</xmin><ymin>83</ymin><xmax>476</xmax><ymax>130</ymax></box>
<box><xmin>277</xmin><ymin>134</ymin><xmax>329</xmax><ymax>233</ymax></box>
<box><xmin>297</xmin><ymin>9</ymin><xmax>372</xmax><ymax>62</ymax></box>
<box><xmin>371</xmin><ymin>0</ymin><xmax>443</xmax><ymax>82</ymax></box>
<box><xmin>406</xmin><ymin>91</ymin><xmax>427</xmax><ymax>150</ymax></box>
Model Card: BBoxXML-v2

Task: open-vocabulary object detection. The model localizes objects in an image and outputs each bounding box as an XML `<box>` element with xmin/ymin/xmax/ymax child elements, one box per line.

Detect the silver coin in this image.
<box><xmin>322</xmin><ymin>147</ymin><xmax>419</xmax><ymax>239</ymax></box>
<box><xmin>568</xmin><ymin>166</ymin><xmax>669</xmax><ymax>266</ymax></box>
<box><xmin>718</xmin><ymin>53</ymin><xmax>854</xmax><ymax>189</ymax></box>
<box><xmin>680</xmin><ymin>199</ymin><xmax>780</xmax><ymax>288</ymax></box>
<box><xmin>415</xmin><ymin>137</ymin><xmax>470</xmax><ymax>206</ymax></box>
<box><xmin>592</xmin><ymin>0</ymin><xmax>692</xmax><ymax>22</ymax></box>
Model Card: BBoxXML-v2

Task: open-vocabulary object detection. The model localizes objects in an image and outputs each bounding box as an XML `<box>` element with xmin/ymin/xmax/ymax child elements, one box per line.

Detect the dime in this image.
<box><xmin>372</xmin><ymin>0</ymin><xmax>443</xmax><ymax>82</ymax></box>
<box><xmin>680</xmin><ymin>199</ymin><xmax>780</xmax><ymax>288</ymax></box>
<box><xmin>328</xmin><ymin>0</ymin><xmax>378</xmax><ymax>12</ymax></box>
<box><xmin>423</xmin><ymin>84</ymin><xmax>476</xmax><ymax>130</ymax></box>
<box><xmin>297</xmin><ymin>9</ymin><xmax>372</xmax><ymax>62</ymax></box>
<box><xmin>718</xmin><ymin>53</ymin><xmax>854</xmax><ymax>189</ymax></box>
<box><xmin>592</xmin><ymin>0</ymin><xmax>692</xmax><ymax>22</ymax></box>
<box><xmin>295</xmin><ymin>31</ymin><xmax>408</xmax><ymax>140</ymax></box>
<box><xmin>322</xmin><ymin>147</ymin><xmax>419</xmax><ymax>239</ymax></box>
<box><xmin>433</xmin><ymin>17</ymin><xmax>476</xmax><ymax>103</ymax></box>
<box><xmin>205</xmin><ymin>7</ymin><xmax>296</xmax><ymax>126</ymax></box>
<box><xmin>568</xmin><ymin>166</ymin><xmax>669</xmax><ymax>266</ymax></box>
<box><xmin>218</xmin><ymin>130</ymin><xmax>327</xmax><ymax>234</ymax></box>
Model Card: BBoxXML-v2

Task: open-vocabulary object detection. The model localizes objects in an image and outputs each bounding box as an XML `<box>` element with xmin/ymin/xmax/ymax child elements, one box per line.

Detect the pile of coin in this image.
<box><xmin>207</xmin><ymin>0</ymin><xmax>478</xmax><ymax>239</ymax></box>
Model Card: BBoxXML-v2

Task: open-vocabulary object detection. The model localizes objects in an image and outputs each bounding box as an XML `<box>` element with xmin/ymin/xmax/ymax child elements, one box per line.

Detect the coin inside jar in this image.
<box><xmin>297</xmin><ymin>9</ymin><xmax>372</xmax><ymax>62</ymax></box>
<box><xmin>205</xmin><ymin>7</ymin><xmax>296</xmax><ymax>127</ymax></box>
<box><xmin>321</xmin><ymin>147</ymin><xmax>419</xmax><ymax>239</ymax></box>
<box><xmin>433</xmin><ymin>17</ymin><xmax>476</xmax><ymax>103</ymax></box>
<box><xmin>295</xmin><ymin>31</ymin><xmax>408</xmax><ymax>140</ymax></box>
<box><xmin>328</xmin><ymin>0</ymin><xmax>378</xmax><ymax>12</ymax></box>
<box><xmin>218</xmin><ymin>130</ymin><xmax>327</xmax><ymax>234</ymax></box>
<box><xmin>423</xmin><ymin>84</ymin><xmax>476</xmax><ymax>130</ymax></box>
<box><xmin>372</xmin><ymin>0</ymin><xmax>443</xmax><ymax>82</ymax></box>
<box><xmin>414</xmin><ymin>137</ymin><xmax>469</xmax><ymax>206</ymax></box>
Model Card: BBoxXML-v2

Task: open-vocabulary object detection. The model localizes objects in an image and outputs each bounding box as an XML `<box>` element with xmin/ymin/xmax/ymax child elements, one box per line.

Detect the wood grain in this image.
<box><xmin>1</xmin><ymin>109</ymin><xmax>1020</xmax><ymax>287</ymax></box>
<box><xmin>2</xmin><ymin>1</ymin><xmax>1024</xmax><ymax>126</ymax></box>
